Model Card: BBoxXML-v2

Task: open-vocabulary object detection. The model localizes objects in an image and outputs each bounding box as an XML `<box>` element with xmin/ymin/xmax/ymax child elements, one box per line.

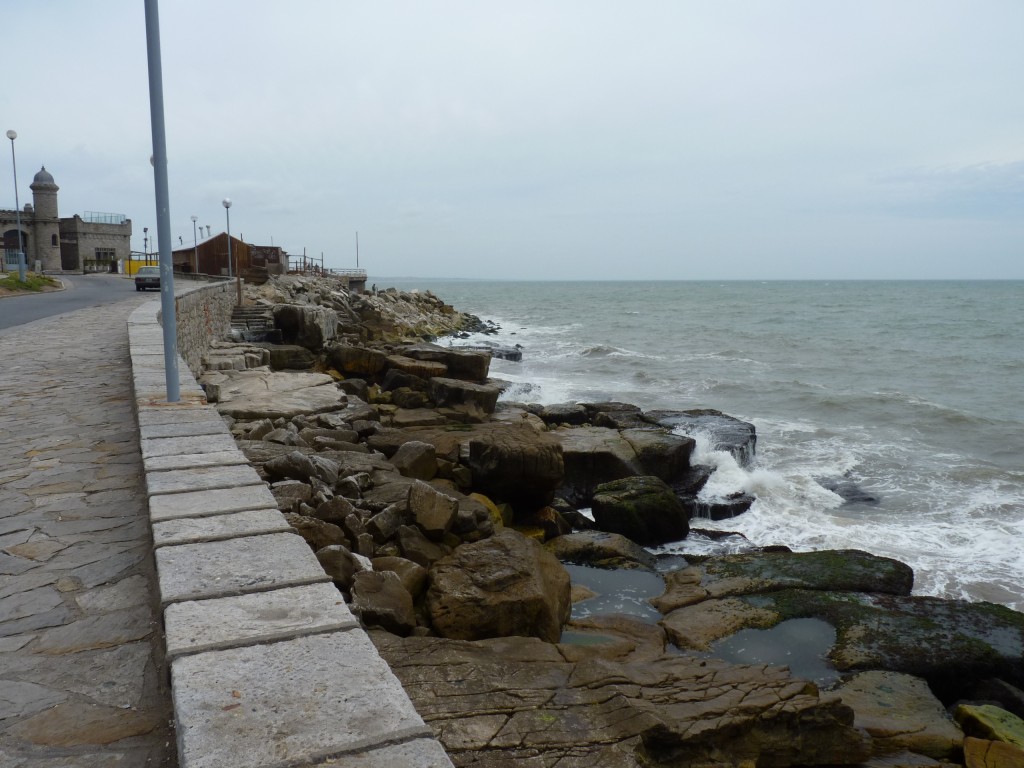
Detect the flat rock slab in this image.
<box><xmin>155</xmin><ymin>532</ymin><xmax>330</xmax><ymax>604</ymax></box>
<box><xmin>172</xmin><ymin>631</ymin><xmax>433</xmax><ymax>768</ymax></box>
<box><xmin>164</xmin><ymin>582</ymin><xmax>357</xmax><ymax>658</ymax></box>
<box><xmin>200</xmin><ymin>369</ymin><xmax>348</xmax><ymax>420</ymax></box>
<box><xmin>153</xmin><ymin>508</ymin><xmax>293</xmax><ymax>547</ymax></box>
<box><xmin>837</xmin><ymin>671</ymin><xmax>962</xmax><ymax>760</ymax></box>
<box><xmin>146</xmin><ymin>464</ymin><xmax>263</xmax><ymax>495</ymax></box>
<box><xmin>373</xmin><ymin>632</ymin><xmax>870</xmax><ymax>767</ymax></box>
<box><xmin>149</xmin><ymin>485</ymin><xmax>277</xmax><ymax>522</ymax></box>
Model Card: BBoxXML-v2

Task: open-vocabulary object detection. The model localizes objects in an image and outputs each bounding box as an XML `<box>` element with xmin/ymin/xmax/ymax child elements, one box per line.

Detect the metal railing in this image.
<box><xmin>83</xmin><ymin>211</ymin><xmax>128</xmax><ymax>225</ymax></box>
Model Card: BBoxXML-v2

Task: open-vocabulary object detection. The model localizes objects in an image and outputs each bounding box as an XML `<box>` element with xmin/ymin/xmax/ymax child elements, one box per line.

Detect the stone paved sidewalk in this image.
<box><xmin>1</xmin><ymin>298</ymin><xmax>177</xmax><ymax>767</ymax></box>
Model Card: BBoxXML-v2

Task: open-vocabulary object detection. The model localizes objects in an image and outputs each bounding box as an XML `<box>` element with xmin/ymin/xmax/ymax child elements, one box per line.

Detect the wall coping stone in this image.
<box><xmin>128</xmin><ymin>281</ymin><xmax>453</xmax><ymax>768</ymax></box>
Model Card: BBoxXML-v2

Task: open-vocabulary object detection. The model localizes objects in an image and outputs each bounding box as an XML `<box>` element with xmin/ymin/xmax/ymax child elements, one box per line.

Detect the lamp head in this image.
<box><xmin>222</xmin><ymin>198</ymin><xmax>232</xmax><ymax>209</ymax></box>
<box><xmin>191</xmin><ymin>215</ymin><xmax>198</xmax><ymax>222</ymax></box>
<box><xmin>5</xmin><ymin>130</ymin><xmax>16</xmax><ymax>140</ymax></box>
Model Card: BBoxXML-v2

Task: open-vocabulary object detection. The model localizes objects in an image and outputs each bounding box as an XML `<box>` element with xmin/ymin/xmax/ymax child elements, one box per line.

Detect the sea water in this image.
<box><xmin>380</xmin><ymin>279</ymin><xmax>1024</xmax><ymax>611</ymax></box>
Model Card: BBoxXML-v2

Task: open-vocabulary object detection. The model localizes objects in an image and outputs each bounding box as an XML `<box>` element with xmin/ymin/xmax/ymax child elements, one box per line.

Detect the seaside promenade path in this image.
<box><xmin>0</xmin><ymin>294</ymin><xmax>177</xmax><ymax>767</ymax></box>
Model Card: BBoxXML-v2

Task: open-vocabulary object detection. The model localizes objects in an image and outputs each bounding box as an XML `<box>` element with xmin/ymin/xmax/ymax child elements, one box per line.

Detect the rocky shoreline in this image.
<box><xmin>196</xmin><ymin>275</ymin><xmax>1024</xmax><ymax>767</ymax></box>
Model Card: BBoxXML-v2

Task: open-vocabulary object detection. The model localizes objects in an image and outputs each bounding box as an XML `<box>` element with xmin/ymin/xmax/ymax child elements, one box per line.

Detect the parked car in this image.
<box><xmin>134</xmin><ymin>266</ymin><xmax>161</xmax><ymax>291</ymax></box>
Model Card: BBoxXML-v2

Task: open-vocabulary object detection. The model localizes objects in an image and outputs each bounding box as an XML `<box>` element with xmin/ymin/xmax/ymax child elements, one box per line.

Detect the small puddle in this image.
<box><xmin>709</xmin><ymin>617</ymin><xmax>840</xmax><ymax>687</ymax></box>
<box><xmin>565</xmin><ymin>563</ymin><xmax>665</xmax><ymax>624</ymax></box>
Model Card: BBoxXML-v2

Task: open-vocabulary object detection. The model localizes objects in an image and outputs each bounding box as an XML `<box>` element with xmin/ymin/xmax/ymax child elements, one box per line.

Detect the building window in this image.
<box><xmin>51</xmin><ymin>234</ymin><xmax>58</xmax><ymax>246</ymax></box>
<box><xmin>95</xmin><ymin>249</ymin><xmax>116</xmax><ymax>261</ymax></box>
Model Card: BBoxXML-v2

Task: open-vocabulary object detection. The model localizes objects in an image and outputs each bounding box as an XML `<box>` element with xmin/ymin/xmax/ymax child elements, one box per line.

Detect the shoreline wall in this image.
<box><xmin>129</xmin><ymin>280</ymin><xmax>453</xmax><ymax>768</ymax></box>
<box><xmin>173</xmin><ymin>279</ymin><xmax>237</xmax><ymax>375</ymax></box>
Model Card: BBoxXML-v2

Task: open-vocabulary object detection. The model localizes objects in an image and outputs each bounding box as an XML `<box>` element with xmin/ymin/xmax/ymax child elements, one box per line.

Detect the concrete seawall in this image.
<box><xmin>129</xmin><ymin>281</ymin><xmax>453</xmax><ymax>768</ymax></box>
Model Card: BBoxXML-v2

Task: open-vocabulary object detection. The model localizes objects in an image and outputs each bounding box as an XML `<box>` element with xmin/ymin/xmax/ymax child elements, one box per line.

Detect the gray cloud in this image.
<box><xmin>2</xmin><ymin>1</ymin><xmax>1023</xmax><ymax>279</ymax></box>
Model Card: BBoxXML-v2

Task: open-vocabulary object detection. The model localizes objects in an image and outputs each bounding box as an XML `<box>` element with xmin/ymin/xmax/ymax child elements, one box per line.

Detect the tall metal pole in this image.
<box><xmin>144</xmin><ymin>0</ymin><xmax>180</xmax><ymax>403</ymax></box>
<box><xmin>6</xmin><ymin>130</ymin><xmax>26</xmax><ymax>282</ymax></box>
<box><xmin>223</xmin><ymin>198</ymin><xmax>232</xmax><ymax>278</ymax></box>
<box><xmin>191</xmin><ymin>215</ymin><xmax>198</xmax><ymax>273</ymax></box>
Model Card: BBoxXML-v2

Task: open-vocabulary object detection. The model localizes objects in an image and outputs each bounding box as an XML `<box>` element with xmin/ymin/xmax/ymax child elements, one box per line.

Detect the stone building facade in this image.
<box><xmin>1</xmin><ymin>166</ymin><xmax>132</xmax><ymax>273</ymax></box>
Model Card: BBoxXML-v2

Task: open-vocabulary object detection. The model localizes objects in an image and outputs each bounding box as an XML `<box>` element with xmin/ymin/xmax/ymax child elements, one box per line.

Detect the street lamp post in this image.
<box><xmin>143</xmin><ymin>227</ymin><xmax>149</xmax><ymax>263</ymax></box>
<box><xmin>6</xmin><ymin>130</ymin><xmax>27</xmax><ymax>282</ymax></box>
<box><xmin>223</xmin><ymin>197</ymin><xmax>241</xmax><ymax>305</ymax></box>
<box><xmin>222</xmin><ymin>198</ymin><xmax>232</xmax><ymax>278</ymax></box>
<box><xmin>190</xmin><ymin>215</ymin><xmax>199</xmax><ymax>274</ymax></box>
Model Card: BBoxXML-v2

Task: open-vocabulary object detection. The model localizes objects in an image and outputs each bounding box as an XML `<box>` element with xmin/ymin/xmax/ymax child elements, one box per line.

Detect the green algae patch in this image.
<box><xmin>700</xmin><ymin>549</ymin><xmax>914</xmax><ymax>598</ymax></box>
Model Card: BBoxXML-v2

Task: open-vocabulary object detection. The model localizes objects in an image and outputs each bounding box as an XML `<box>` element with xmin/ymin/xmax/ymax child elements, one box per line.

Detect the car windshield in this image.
<box><xmin>137</xmin><ymin>267</ymin><xmax>160</xmax><ymax>276</ymax></box>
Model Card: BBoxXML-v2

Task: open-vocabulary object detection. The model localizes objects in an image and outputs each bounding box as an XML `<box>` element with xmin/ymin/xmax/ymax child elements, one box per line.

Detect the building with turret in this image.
<box><xmin>1</xmin><ymin>166</ymin><xmax>132</xmax><ymax>273</ymax></box>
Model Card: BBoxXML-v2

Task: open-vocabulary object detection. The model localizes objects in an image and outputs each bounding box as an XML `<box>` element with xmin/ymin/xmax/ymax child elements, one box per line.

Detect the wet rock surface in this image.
<box><xmin>371</xmin><ymin>631</ymin><xmax>871</xmax><ymax>767</ymax></box>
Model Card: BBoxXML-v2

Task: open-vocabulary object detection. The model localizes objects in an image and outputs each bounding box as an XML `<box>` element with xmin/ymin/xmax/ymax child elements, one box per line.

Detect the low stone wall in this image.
<box><xmin>129</xmin><ymin>284</ymin><xmax>452</xmax><ymax>768</ymax></box>
<box><xmin>173</xmin><ymin>279</ymin><xmax>237</xmax><ymax>376</ymax></box>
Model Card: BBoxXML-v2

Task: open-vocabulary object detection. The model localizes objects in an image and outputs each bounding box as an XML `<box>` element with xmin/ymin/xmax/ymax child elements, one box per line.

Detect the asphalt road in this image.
<box><xmin>0</xmin><ymin>273</ymin><xmax>146</xmax><ymax>334</ymax></box>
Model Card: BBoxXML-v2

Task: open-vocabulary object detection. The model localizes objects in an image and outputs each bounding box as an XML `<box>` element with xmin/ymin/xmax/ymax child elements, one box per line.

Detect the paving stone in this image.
<box><xmin>6</xmin><ymin>641</ymin><xmax>154</xmax><ymax>710</ymax></box>
<box><xmin>0</xmin><ymin>552</ymin><xmax>42</xmax><ymax>577</ymax></box>
<box><xmin>0</xmin><ymin>634</ymin><xmax>34</xmax><ymax>652</ymax></box>
<box><xmin>0</xmin><ymin>681</ymin><xmax>68</xmax><ymax>721</ymax></box>
<box><xmin>0</xmin><ymin>585</ymin><xmax>64</xmax><ymax>624</ymax></box>
<box><xmin>137</xmin><ymin>405</ymin><xmax>225</xmax><ymax>426</ymax></box>
<box><xmin>7</xmin><ymin>701</ymin><xmax>163</xmax><ymax>747</ymax></box>
<box><xmin>152</xmin><ymin>508</ymin><xmax>292</xmax><ymax>547</ymax></box>
<box><xmin>172</xmin><ymin>631</ymin><xmax>432</xmax><ymax>768</ymax></box>
<box><xmin>0</xmin><ymin>606</ymin><xmax>72</xmax><ymax>639</ymax></box>
<box><xmin>149</xmin><ymin>485</ymin><xmax>277</xmax><ymax>522</ymax></box>
<box><xmin>0</xmin><ymin>527</ymin><xmax>35</xmax><ymax>550</ymax></box>
<box><xmin>5</xmin><ymin>538</ymin><xmax>67</xmax><ymax>562</ymax></box>
<box><xmin>155</xmin><ymin>532</ymin><xmax>330</xmax><ymax>604</ymax></box>
<box><xmin>33</xmin><ymin>607</ymin><xmax>153</xmax><ymax>655</ymax></box>
<box><xmin>145</xmin><ymin>450</ymin><xmax>249</xmax><ymax>472</ymax></box>
<box><xmin>313</xmin><ymin>738</ymin><xmax>454</xmax><ymax>767</ymax></box>
<box><xmin>76</xmin><ymin>575</ymin><xmax>150</xmax><ymax>613</ymax></box>
<box><xmin>164</xmin><ymin>582</ymin><xmax>357</xmax><ymax>658</ymax></box>
<box><xmin>139</xmin><ymin>420</ymin><xmax>225</xmax><ymax>440</ymax></box>
<box><xmin>140</xmin><ymin>434</ymin><xmax>239</xmax><ymax>459</ymax></box>
<box><xmin>145</xmin><ymin>464</ymin><xmax>263</xmax><ymax>495</ymax></box>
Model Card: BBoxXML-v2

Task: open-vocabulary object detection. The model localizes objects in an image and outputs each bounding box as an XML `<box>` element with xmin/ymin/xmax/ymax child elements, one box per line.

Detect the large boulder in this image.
<box><xmin>555</xmin><ymin>426</ymin><xmax>643</xmax><ymax>506</ymax></box>
<box><xmin>538</xmin><ymin>403</ymin><xmax>589</xmax><ymax>426</ymax></box>
<box><xmin>620</xmin><ymin>428</ymin><xmax>695</xmax><ymax>484</ymax></box>
<box><xmin>427</xmin><ymin>377</ymin><xmax>501</xmax><ymax>420</ymax></box>
<box><xmin>272</xmin><ymin>303</ymin><xmax>338</xmax><ymax>350</ymax></box>
<box><xmin>466</xmin><ymin>424</ymin><xmax>564</xmax><ymax>509</ymax></box>
<box><xmin>426</xmin><ymin>528</ymin><xmax>571</xmax><ymax>642</ymax></box>
<box><xmin>385</xmin><ymin>354</ymin><xmax>447</xmax><ymax>380</ymax></box>
<box><xmin>651</xmin><ymin>549</ymin><xmax>915</xmax><ymax>614</ymax></box>
<box><xmin>545</xmin><ymin>530</ymin><xmax>657</xmax><ymax>571</ymax></box>
<box><xmin>591</xmin><ymin>475</ymin><xmax>690</xmax><ymax>546</ymax></box>
<box><xmin>324</xmin><ymin>344</ymin><xmax>388</xmax><ymax>377</ymax></box>
<box><xmin>390</xmin><ymin>440</ymin><xmax>437</xmax><ymax>481</ymax></box>
<box><xmin>408</xmin><ymin>480</ymin><xmax>458</xmax><ymax>540</ymax></box>
<box><xmin>401</xmin><ymin>342</ymin><xmax>491</xmax><ymax>382</ymax></box>
<box><xmin>837</xmin><ymin>671</ymin><xmax>963</xmax><ymax>760</ymax></box>
<box><xmin>253</xmin><ymin>343</ymin><xmax>317</xmax><ymax>370</ymax></box>
<box><xmin>645</xmin><ymin>408</ymin><xmax>757</xmax><ymax>467</ymax></box>
<box><xmin>284</xmin><ymin>513</ymin><xmax>347</xmax><ymax>551</ymax></box>
<box><xmin>350</xmin><ymin>571</ymin><xmax>417</xmax><ymax>636</ymax></box>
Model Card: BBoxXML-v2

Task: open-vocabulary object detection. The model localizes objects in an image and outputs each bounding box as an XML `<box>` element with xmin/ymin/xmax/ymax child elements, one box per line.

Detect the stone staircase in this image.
<box><xmin>230</xmin><ymin>306</ymin><xmax>282</xmax><ymax>343</ymax></box>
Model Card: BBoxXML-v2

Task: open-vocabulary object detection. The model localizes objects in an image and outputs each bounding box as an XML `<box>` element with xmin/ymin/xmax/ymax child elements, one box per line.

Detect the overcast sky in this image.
<box><xmin>3</xmin><ymin>1</ymin><xmax>1023</xmax><ymax>279</ymax></box>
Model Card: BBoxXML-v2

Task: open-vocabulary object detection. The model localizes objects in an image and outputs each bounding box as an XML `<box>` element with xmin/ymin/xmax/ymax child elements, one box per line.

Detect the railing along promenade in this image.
<box><xmin>130</xmin><ymin>276</ymin><xmax>451</xmax><ymax>768</ymax></box>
